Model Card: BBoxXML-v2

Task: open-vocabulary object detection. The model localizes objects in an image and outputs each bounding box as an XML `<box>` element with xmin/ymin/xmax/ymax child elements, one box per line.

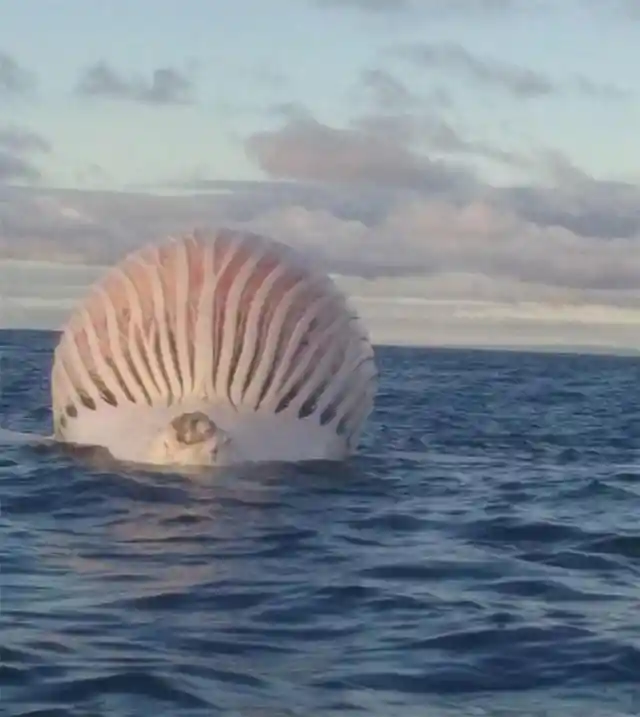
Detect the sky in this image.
<box><xmin>1</xmin><ymin>0</ymin><xmax>640</xmax><ymax>348</ymax></box>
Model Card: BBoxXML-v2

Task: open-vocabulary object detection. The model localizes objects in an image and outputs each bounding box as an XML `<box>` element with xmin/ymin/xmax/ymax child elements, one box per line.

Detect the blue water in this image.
<box><xmin>2</xmin><ymin>330</ymin><xmax>640</xmax><ymax>716</ymax></box>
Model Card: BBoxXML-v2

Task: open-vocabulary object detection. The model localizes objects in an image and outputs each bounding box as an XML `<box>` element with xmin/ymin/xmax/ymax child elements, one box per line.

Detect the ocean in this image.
<box><xmin>1</xmin><ymin>329</ymin><xmax>639</xmax><ymax>716</ymax></box>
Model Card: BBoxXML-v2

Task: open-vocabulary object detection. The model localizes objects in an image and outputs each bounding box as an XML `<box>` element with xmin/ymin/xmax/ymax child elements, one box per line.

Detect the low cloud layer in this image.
<box><xmin>1</xmin><ymin>166</ymin><xmax>639</xmax><ymax>312</ymax></box>
<box><xmin>0</xmin><ymin>126</ymin><xmax>50</xmax><ymax>183</ymax></box>
<box><xmin>76</xmin><ymin>61</ymin><xmax>195</xmax><ymax>105</ymax></box>
<box><xmin>3</xmin><ymin>181</ymin><xmax>640</xmax><ymax>352</ymax></box>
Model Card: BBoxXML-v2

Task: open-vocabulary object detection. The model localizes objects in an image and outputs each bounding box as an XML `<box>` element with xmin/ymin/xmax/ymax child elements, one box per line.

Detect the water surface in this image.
<box><xmin>2</xmin><ymin>331</ymin><xmax>640</xmax><ymax>716</ymax></box>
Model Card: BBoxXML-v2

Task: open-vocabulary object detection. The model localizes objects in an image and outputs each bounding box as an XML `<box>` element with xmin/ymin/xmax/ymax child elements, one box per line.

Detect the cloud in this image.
<box><xmin>352</xmin><ymin>110</ymin><xmax>529</xmax><ymax>170</ymax></box>
<box><xmin>75</xmin><ymin>163</ymin><xmax>111</xmax><ymax>188</ymax></box>
<box><xmin>0</xmin><ymin>126</ymin><xmax>50</xmax><ymax>154</ymax></box>
<box><xmin>501</xmin><ymin>178</ymin><xmax>640</xmax><ymax>241</ymax></box>
<box><xmin>394</xmin><ymin>42</ymin><xmax>630</xmax><ymax>99</ymax></box>
<box><xmin>245</xmin><ymin>115</ymin><xmax>477</xmax><ymax>192</ymax></box>
<box><xmin>254</xmin><ymin>76</ymin><xmax>530</xmax><ymax>193</ymax></box>
<box><xmin>315</xmin><ymin>0</ymin><xmax>414</xmax><ymax>12</ymax></box>
<box><xmin>585</xmin><ymin>0</ymin><xmax>640</xmax><ymax>21</ymax></box>
<box><xmin>398</xmin><ymin>42</ymin><xmax>552</xmax><ymax>97</ymax></box>
<box><xmin>358</xmin><ymin>68</ymin><xmax>418</xmax><ymax>109</ymax></box>
<box><xmin>0</xmin><ymin>126</ymin><xmax>50</xmax><ymax>183</ymax></box>
<box><xmin>76</xmin><ymin>61</ymin><xmax>195</xmax><ymax>105</ymax></box>
<box><xmin>0</xmin><ymin>52</ymin><xmax>36</xmax><ymax>95</ymax></box>
<box><xmin>315</xmin><ymin>0</ymin><xmax>533</xmax><ymax>16</ymax></box>
<box><xmin>2</xmin><ymin>164</ymin><xmax>639</xmax><ymax>300</ymax></box>
<box><xmin>572</xmin><ymin>75</ymin><xmax>631</xmax><ymax>100</ymax></box>
<box><xmin>0</xmin><ymin>153</ymin><xmax>39</xmax><ymax>183</ymax></box>
<box><xmin>344</xmin><ymin>66</ymin><xmax>532</xmax><ymax>171</ymax></box>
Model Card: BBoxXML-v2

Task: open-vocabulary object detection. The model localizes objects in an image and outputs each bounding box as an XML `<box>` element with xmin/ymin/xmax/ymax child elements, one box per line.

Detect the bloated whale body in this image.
<box><xmin>50</xmin><ymin>229</ymin><xmax>377</xmax><ymax>468</ymax></box>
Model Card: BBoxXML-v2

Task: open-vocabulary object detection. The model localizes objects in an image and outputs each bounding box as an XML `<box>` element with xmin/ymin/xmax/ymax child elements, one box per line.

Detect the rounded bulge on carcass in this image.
<box><xmin>146</xmin><ymin>410</ymin><xmax>231</xmax><ymax>467</ymax></box>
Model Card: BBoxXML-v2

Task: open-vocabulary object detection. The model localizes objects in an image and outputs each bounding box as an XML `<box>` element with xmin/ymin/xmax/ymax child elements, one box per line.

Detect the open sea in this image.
<box><xmin>1</xmin><ymin>329</ymin><xmax>640</xmax><ymax>716</ymax></box>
